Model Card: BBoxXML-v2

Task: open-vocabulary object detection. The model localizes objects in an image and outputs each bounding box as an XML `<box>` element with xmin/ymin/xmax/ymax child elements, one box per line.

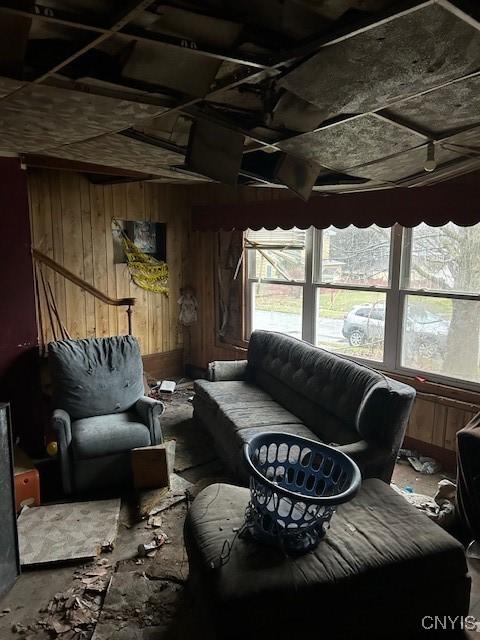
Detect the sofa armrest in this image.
<box><xmin>135</xmin><ymin>396</ymin><xmax>165</xmax><ymax>444</ymax></box>
<box><xmin>337</xmin><ymin>440</ymin><xmax>395</xmax><ymax>484</ymax></box>
<box><xmin>207</xmin><ymin>360</ymin><xmax>248</xmax><ymax>382</ymax></box>
<box><xmin>52</xmin><ymin>409</ymin><xmax>73</xmax><ymax>495</ymax></box>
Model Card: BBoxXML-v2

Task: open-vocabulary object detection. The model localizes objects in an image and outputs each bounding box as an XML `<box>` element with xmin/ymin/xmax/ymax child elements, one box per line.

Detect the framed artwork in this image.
<box><xmin>112</xmin><ymin>220</ymin><xmax>167</xmax><ymax>264</ymax></box>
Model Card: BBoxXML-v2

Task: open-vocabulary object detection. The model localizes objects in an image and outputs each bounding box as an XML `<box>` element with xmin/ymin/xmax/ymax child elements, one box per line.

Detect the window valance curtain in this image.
<box><xmin>192</xmin><ymin>180</ymin><xmax>480</xmax><ymax>231</ymax></box>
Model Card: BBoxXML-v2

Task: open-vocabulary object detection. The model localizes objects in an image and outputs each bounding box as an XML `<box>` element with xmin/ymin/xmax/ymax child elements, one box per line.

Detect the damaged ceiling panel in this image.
<box><xmin>277</xmin><ymin>114</ymin><xmax>427</xmax><ymax>172</ymax></box>
<box><xmin>384</xmin><ymin>74</ymin><xmax>480</xmax><ymax>136</ymax></box>
<box><xmin>43</xmin><ymin>132</ymin><xmax>186</xmax><ymax>176</ymax></box>
<box><xmin>278</xmin><ymin>2</ymin><xmax>480</xmax><ymax>125</ymax></box>
<box><xmin>0</xmin><ymin>0</ymin><xmax>479</xmax><ymax>195</ymax></box>
<box><xmin>0</xmin><ymin>81</ymin><xmax>164</xmax><ymax>153</ymax></box>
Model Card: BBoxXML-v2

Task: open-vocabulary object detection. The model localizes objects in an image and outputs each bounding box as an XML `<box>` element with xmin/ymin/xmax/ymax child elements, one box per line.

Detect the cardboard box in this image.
<box><xmin>131</xmin><ymin>440</ymin><xmax>175</xmax><ymax>490</ymax></box>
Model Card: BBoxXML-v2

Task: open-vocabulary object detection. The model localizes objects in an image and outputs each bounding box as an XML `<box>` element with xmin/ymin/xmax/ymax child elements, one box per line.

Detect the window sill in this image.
<box><xmin>378</xmin><ymin>369</ymin><xmax>480</xmax><ymax>407</ymax></box>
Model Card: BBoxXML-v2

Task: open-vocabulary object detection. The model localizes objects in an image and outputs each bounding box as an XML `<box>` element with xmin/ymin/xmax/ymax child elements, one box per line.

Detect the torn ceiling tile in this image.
<box><xmin>274</xmin><ymin>152</ymin><xmax>322</xmax><ymax>200</ymax></box>
<box><xmin>135</xmin><ymin>114</ymin><xmax>193</xmax><ymax>147</ymax></box>
<box><xmin>0</xmin><ymin>82</ymin><xmax>163</xmax><ymax>153</ymax></box>
<box><xmin>277</xmin><ymin>114</ymin><xmax>427</xmax><ymax>172</ymax></box>
<box><xmin>384</xmin><ymin>75</ymin><xmax>480</xmax><ymax>136</ymax></box>
<box><xmin>43</xmin><ymin>132</ymin><xmax>185</xmax><ymax>176</ymax></box>
<box><xmin>121</xmin><ymin>40</ymin><xmax>222</xmax><ymax>99</ymax></box>
<box><xmin>186</xmin><ymin>119</ymin><xmax>245</xmax><ymax>184</ymax></box>
<box><xmin>278</xmin><ymin>3</ymin><xmax>480</xmax><ymax>124</ymax></box>
<box><xmin>141</xmin><ymin>5</ymin><xmax>243</xmax><ymax>49</ymax></box>
<box><xmin>269</xmin><ymin>91</ymin><xmax>325</xmax><ymax>133</ymax></box>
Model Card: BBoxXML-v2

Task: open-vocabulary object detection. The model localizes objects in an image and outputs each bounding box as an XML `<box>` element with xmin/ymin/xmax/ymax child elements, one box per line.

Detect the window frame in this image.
<box><xmin>245</xmin><ymin>224</ymin><xmax>480</xmax><ymax>393</ymax></box>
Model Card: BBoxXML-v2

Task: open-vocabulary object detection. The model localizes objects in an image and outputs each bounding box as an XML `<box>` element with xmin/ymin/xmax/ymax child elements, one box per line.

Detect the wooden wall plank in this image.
<box><xmin>125</xmin><ymin>182</ymin><xmax>148</xmax><ymax>354</ymax></box>
<box><xmin>103</xmin><ymin>184</ymin><xmax>118</xmax><ymax>337</ymax></box>
<box><xmin>48</xmin><ymin>171</ymin><xmax>67</xmax><ymax>342</ymax></box>
<box><xmin>90</xmin><ymin>183</ymin><xmax>109</xmax><ymax>338</ymax></box>
<box><xmin>60</xmin><ymin>172</ymin><xmax>86</xmax><ymax>340</ymax></box>
<box><xmin>79</xmin><ymin>176</ymin><xmax>95</xmax><ymax>338</ymax></box>
<box><xmin>444</xmin><ymin>407</ymin><xmax>468</xmax><ymax>451</ymax></box>
<box><xmin>112</xmin><ymin>183</ymin><xmax>130</xmax><ymax>336</ymax></box>
<box><xmin>432</xmin><ymin>403</ymin><xmax>447</xmax><ymax>448</ymax></box>
<box><xmin>407</xmin><ymin>397</ymin><xmax>435</xmax><ymax>443</ymax></box>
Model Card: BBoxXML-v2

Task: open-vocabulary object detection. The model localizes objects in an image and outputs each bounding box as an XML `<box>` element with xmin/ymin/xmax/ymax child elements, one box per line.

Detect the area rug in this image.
<box><xmin>17</xmin><ymin>499</ymin><xmax>120</xmax><ymax>567</ymax></box>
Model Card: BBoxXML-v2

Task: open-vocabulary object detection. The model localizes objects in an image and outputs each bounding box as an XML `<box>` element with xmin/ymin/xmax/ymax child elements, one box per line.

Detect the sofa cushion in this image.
<box><xmin>49</xmin><ymin>336</ymin><xmax>144</xmax><ymax>420</ymax></box>
<box><xmin>195</xmin><ymin>379</ymin><xmax>360</xmax><ymax>451</ymax></box>
<box><xmin>71</xmin><ymin>412</ymin><xmax>151</xmax><ymax>460</ymax></box>
<box><xmin>194</xmin><ymin>380</ymin><xmax>272</xmax><ymax>411</ymax></box>
<box><xmin>185</xmin><ymin>480</ymin><xmax>470</xmax><ymax>638</ymax></box>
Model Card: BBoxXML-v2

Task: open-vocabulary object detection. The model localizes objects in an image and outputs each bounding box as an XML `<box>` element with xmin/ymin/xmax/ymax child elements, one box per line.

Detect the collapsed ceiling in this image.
<box><xmin>0</xmin><ymin>0</ymin><xmax>480</xmax><ymax>197</ymax></box>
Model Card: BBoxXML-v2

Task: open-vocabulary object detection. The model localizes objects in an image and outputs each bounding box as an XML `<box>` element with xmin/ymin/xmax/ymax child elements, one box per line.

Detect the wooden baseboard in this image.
<box><xmin>142</xmin><ymin>349</ymin><xmax>184</xmax><ymax>380</ymax></box>
<box><xmin>403</xmin><ymin>436</ymin><xmax>457</xmax><ymax>473</ymax></box>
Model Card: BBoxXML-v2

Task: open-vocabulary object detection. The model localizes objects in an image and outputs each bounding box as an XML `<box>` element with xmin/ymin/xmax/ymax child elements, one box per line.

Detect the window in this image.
<box><xmin>246</xmin><ymin>224</ymin><xmax>480</xmax><ymax>389</ymax></box>
<box><xmin>401</xmin><ymin>224</ymin><xmax>480</xmax><ymax>384</ymax></box>
<box><xmin>245</xmin><ymin>228</ymin><xmax>305</xmax><ymax>338</ymax></box>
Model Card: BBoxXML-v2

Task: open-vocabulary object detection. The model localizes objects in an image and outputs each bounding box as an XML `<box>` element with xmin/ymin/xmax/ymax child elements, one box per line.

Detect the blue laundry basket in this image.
<box><xmin>244</xmin><ymin>432</ymin><xmax>361</xmax><ymax>554</ymax></box>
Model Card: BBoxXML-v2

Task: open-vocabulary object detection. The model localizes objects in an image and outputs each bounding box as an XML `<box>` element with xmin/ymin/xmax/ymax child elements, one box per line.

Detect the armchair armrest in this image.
<box><xmin>52</xmin><ymin>409</ymin><xmax>73</xmax><ymax>495</ymax></box>
<box><xmin>135</xmin><ymin>396</ymin><xmax>165</xmax><ymax>445</ymax></box>
<box><xmin>207</xmin><ymin>360</ymin><xmax>248</xmax><ymax>382</ymax></box>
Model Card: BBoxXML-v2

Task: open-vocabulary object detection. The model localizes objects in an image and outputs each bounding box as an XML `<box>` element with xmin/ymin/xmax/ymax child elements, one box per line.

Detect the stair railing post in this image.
<box><xmin>127</xmin><ymin>304</ymin><xmax>133</xmax><ymax>335</ymax></box>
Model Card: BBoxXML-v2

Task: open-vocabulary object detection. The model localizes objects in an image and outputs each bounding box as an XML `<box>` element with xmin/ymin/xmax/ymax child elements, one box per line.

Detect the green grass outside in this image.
<box><xmin>254</xmin><ymin>288</ymin><xmax>453</xmax><ymax>319</ymax></box>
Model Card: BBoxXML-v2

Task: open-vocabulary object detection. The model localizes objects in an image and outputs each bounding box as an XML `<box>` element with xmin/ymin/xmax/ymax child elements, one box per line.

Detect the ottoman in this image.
<box><xmin>184</xmin><ymin>480</ymin><xmax>470</xmax><ymax>639</ymax></box>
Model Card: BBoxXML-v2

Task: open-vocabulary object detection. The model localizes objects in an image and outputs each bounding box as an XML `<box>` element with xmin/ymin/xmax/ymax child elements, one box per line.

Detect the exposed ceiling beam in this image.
<box><xmin>118</xmin><ymin>26</ymin><xmax>271</xmax><ymax>69</ymax></box>
<box><xmin>0</xmin><ymin>1</ymin><xmax>106</xmax><ymax>32</ymax></box>
<box><xmin>0</xmin><ymin>2</ymin><xmax>272</xmax><ymax>69</ymax></box>
<box><xmin>0</xmin><ymin>0</ymin><xmax>158</xmax><ymax>87</ymax></box>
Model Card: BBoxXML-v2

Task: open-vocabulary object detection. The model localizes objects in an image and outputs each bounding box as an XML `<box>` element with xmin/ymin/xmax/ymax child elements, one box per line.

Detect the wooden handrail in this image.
<box><xmin>32</xmin><ymin>248</ymin><xmax>136</xmax><ymax>334</ymax></box>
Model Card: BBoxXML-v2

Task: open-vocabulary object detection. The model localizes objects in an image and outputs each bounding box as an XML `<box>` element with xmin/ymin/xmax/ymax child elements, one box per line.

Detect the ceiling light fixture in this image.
<box><xmin>424</xmin><ymin>142</ymin><xmax>437</xmax><ymax>172</ymax></box>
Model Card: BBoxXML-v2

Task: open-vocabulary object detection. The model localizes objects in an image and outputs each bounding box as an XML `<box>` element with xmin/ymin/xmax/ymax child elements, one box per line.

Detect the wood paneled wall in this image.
<box><xmin>28</xmin><ymin>169</ymin><xmax>189</xmax><ymax>359</ymax></box>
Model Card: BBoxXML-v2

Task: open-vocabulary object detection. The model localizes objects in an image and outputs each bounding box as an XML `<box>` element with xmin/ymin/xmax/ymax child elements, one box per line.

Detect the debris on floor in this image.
<box><xmin>137</xmin><ymin>473</ymin><xmax>193</xmax><ymax>520</ymax></box>
<box><xmin>391</xmin><ymin>478</ymin><xmax>457</xmax><ymax>528</ymax></box>
<box><xmin>91</xmin><ymin>571</ymin><xmax>183</xmax><ymax>640</ymax></box>
<box><xmin>397</xmin><ymin>448</ymin><xmax>442</xmax><ymax>475</ymax></box>
<box><xmin>10</xmin><ymin>559</ymin><xmax>113</xmax><ymax>639</ymax></box>
<box><xmin>147</xmin><ymin>514</ymin><xmax>162</xmax><ymax>528</ymax></box>
<box><xmin>17</xmin><ymin>499</ymin><xmax>121</xmax><ymax>567</ymax></box>
<box><xmin>137</xmin><ymin>530</ymin><xmax>169</xmax><ymax>558</ymax></box>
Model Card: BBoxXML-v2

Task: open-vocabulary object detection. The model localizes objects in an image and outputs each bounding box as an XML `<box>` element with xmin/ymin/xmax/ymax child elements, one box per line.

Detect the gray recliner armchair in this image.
<box><xmin>49</xmin><ymin>335</ymin><xmax>165</xmax><ymax>495</ymax></box>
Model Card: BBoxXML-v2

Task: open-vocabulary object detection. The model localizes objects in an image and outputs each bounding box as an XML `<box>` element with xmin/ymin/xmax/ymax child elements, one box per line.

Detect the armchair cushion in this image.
<box><xmin>71</xmin><ymin>412</ymin><xmax>151</xmax><ymax>460</ymax></box>
<box><xmin>49</xmin><ymin>336</ymin><xmax>144</xmax><ymax>419</ymax></box>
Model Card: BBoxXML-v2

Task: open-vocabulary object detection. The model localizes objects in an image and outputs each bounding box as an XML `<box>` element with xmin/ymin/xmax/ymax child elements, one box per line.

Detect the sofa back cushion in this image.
<box><xmin>49</xmin><ymin>336</ymin><xmax>144</xmax><ymax>419</ymax></box>
<box><xmin>247</xmin><ymin>331</ymin><xmax>409</xmax><ymax>445</ymax></box>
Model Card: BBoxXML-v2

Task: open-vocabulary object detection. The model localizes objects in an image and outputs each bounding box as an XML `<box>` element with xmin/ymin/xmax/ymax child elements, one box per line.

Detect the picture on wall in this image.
<box><xmin>112</xmin><ymin>220</ymin><xmax>167</xmax><ymax>264</ymax></box>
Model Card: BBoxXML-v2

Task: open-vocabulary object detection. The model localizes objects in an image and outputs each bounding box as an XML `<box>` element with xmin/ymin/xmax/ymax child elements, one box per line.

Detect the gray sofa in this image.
<box><xmin>194</xmin><ymin>330</ymin><xmax>416</xmax><ymax>483</ymax></box>
<box><xmin>49</xmin><ymin>335</ymin><xmax>165</xmax><ymax>495</ymax></box>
